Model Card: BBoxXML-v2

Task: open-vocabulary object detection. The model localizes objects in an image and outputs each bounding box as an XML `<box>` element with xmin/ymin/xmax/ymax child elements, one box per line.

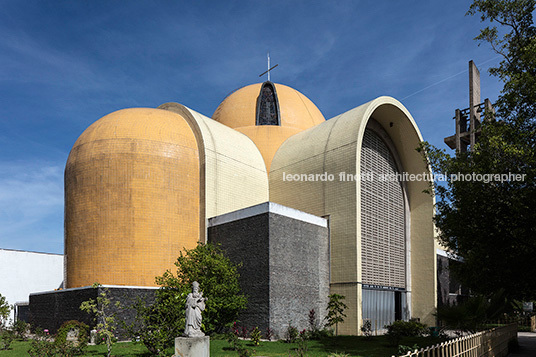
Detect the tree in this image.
<box><xmin>124</xmin><ymin>294</ymin><xmax>180</xmax><ymax>356</ymax></box>
<box><xmin>0</xmin><ymin>294</ymin><xmax>10</xmax><ymax>330</ymax></box>
<box><xmin>154</xmin><ymin>243</ymin><xmax>247</xmax><ymax>335</ymax></box>
<box><xmin>420</xmin><ymin>0</ymin><xmax>536</xmax><ymax>301</ymax></box>
<box><xmin>435</xmin><ymin>289</ymin><xmax>512</xmax><ymax>333</ymax></box>
<box><xmin>80</xmin><ymin>283</ymin><xmax>120</xmax><ymax>357</ymax></box>
<box><xmin>325</xmin><ymin>294</ymin><xmax>347</xmax><ymax>336</ymax></box>
<box><xmin>468</xmin><ymin>0</ymin><xmax>536</xmax><ymax>125</ymax></box>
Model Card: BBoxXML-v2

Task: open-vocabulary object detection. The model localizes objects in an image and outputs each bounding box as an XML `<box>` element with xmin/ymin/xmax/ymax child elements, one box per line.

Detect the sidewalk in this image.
<box><xmin>508</xmin><ymin>332</ymin><xmax>536</xmax><ymax>356</ymax></box>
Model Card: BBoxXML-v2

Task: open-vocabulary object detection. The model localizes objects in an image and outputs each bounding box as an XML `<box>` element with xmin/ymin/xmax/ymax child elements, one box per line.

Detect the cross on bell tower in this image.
<box><xmin>444</xmin><ymin>60</ymin><xmax>495</xmax><ymax>152</ymax></box>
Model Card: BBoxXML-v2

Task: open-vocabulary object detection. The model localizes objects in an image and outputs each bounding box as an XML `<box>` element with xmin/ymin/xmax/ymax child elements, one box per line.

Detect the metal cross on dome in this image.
<box><xmin>259</xmin><ymin>52</ymin><xmax>278</xmax><ymax>81</ymax></box>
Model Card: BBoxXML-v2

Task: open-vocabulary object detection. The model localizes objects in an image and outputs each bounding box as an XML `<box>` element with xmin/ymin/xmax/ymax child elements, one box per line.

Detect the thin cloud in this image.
<box><xmin>0</xmin><ymin>161</ymin><xmax>63</xmax><ymax>251</ymax></box>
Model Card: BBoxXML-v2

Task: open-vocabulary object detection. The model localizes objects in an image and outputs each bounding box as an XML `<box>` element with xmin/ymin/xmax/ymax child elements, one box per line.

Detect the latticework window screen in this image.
<box><xmin>360</xmin><ymin>129</ymin><xmax>406</xmax><ymax>288</ymax></box>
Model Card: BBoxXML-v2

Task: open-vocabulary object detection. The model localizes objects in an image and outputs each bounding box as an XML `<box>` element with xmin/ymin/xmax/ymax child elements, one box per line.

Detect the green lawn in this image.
<box><xmin>0</xmin><ymin>335</ymin><xmax>446</xmax><ymax>357</ymax></box>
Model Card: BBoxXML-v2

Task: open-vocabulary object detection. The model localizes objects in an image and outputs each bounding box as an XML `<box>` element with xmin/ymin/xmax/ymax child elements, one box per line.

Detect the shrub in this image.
<box><xmin>264</xmin><ymin>327</ymin><xmax>274</xmax><ymax>341</ymax></box>
<box><xmin>284</xmin><ymin>321</ymin><xmax>299</xmax><ymax>343</ymax></box>
<box><xmin>308</xmin><ymin>309</ymin><xmax>319</xmax><ymax>332</ymax></box>
<box><xmin>231</xmin><ymin>321</ymin><xmax>248</xmax><ymax>338</ymax></box>
<box><xmin>398</xmin><ymin>344</ymin><xmax>420</xmax><ymax>355</ymax></box>
<box><xmin>361</xmin><ymin>319</ymin><xmax>372</xmax><ymax>339</ymax></box>
<box><xmin>295</xmin><ymin>329</ymin><xmax>308</xmax><ymax>357</ymax></box>
<box><xmin>307</xmin><ymin>309</ymin><xmax>330</xmax><ymax>340</ymax></box>
<box><xmin>27</xmin><ymin>328</ymin><xmax>56</xmax><ymax>357</ymax></box>
<box><xmin>0</xmin><ymin>329</ymin><xmax>14</xmax><ymax>350</ymax></box>
<box><xmin>236</xmin><ymin>345</ymin><xmax>254</xmax><ymax>357</ymax></box>
<box><xmin>226</xmin><ymin>331</ymin><xmax>240</xmax><ymax>350</ymax></box>
<box><xmin>28</xmin><ymin>323</ymin><xmax>89</xmax><ymax>357</ymax></box>
<box><xmin>385</xmin><ymin>320</ymin><xmax>428</xmax><ymax>346</ymax></box>
<box><xmin>316</xmin><ymin>327</ymin><xmax>334</xmax><ymax>338</ymax></box>
<box><xmin>12</xmin><ymin>319</ymin><xmax>29</xmax><ymax>340</ymax></box>
<box><xmin>55</xmin><ymin>320</ymin><xmax>89</xmax><ymax>354</ymax></box>
<box><xmin>249</xmin><ymin>326</ymin><xmax>261</xmax><ymax>346</ymax></box>
<box><xmin>124</xmin><ymin>294</ymin><xmax>182</xmax><ymax>356</ymax></box>
<box><xmin>226</xmin><ymin>330</ymin><xmax>255</xmax><ymax>356</ymax></box>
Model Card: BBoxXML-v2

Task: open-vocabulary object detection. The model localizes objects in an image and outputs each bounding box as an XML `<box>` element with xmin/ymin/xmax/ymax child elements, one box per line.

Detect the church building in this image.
<box><xmin>59</xmin><ymin>81</ymin><xmax>436</xmax><ymax>336</ymax></box>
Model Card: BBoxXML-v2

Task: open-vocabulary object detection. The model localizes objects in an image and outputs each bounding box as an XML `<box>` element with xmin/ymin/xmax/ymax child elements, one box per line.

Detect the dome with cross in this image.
<box><xmin>212</xmin><ymin>82</ymin><xmax>325</xmax><ymax>171</ymax></box>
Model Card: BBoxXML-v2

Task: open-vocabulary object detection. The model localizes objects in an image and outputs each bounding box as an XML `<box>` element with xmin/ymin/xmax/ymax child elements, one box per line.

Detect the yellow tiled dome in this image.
<box><xmin>64</xmin><ymin>108</ymin><xmax>200</xmax><ymax>288</ymax></box>
<box><xmin>212</xmin><ymin>82</ymin><xmax>325</xmax><ymax>171</ymax></box>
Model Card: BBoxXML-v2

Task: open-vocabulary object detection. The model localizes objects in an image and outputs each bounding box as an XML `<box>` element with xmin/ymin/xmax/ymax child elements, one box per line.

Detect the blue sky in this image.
<box><xmin>0</xmin><ymin>0</ymin><xmax>504</xmax><ymax>254</ymax></box>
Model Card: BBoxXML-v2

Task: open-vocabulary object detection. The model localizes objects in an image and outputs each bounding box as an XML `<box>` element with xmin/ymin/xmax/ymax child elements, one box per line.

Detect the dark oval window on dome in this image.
<box><xmin>256</xmin><ymin>82</ymin><xmax>280</xmax><ymax>126</ymax></box>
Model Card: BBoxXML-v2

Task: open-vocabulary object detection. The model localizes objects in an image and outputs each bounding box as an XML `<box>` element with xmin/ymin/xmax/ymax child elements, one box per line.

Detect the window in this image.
<box><xmin>256</xmin><ymin>82</ymin><xmax>280</xmax><ymax>125</ymax></box>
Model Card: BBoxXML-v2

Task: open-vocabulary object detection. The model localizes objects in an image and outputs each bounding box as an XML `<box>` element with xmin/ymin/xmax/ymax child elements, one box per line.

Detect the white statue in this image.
<box><xmin>184</xmin><ymin>281</ymin><xmax>207</xmax><ymax>337</ymax></box>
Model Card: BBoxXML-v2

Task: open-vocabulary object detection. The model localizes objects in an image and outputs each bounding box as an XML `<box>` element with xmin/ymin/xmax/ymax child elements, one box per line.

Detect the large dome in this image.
<box><xmin>212</xmin><ymin>82</ymin><xmax>325</xmax><ymax>171</ymax></box>
<box><xmin>64</xmin><ymin>108</ymin><xmax>201</xmax><ymax>288</ymax></box>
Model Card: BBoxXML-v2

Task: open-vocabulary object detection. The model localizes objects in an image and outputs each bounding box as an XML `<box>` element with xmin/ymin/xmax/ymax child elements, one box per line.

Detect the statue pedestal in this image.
<box><xmin>174</xmin><ymin>336</ymin><xmax>210</xmax><ymax>357</ymax></box>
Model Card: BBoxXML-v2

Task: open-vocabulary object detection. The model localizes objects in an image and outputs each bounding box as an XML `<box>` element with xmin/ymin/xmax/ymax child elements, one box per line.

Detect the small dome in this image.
<box><xmin>212</xmin><ymin>82</ymin><xmax>325</xmax><ymax>171</ymax></box>
<box><xmin>213</xmin><ymin>82</ymin><xmax>325</xmax><ymax>130</ymax></box>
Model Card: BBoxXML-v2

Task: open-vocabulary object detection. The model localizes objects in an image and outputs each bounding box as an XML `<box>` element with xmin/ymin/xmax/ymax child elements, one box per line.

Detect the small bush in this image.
<box><xmin>55</xmin><ymin>320</ymin><xmax>89</xmax><ymax>354</ymax></box>
<box><xmin>295</xmin><ymin>329</ymin><xmax>308</xmax><ymax>357</ymax></box>
<box><xmin>284</xmin><ymin>322</ymin><xmax>299</xmax><ymax>343</ymax></box>
<box><xmin>231</xmin><ymin>321</ymin><xmax>249</xmax><ymax>338</ymax></box>
<box><xmin>236</xmin><ymin>345</ymin><xmax>254</xmax><ymax>357</ymax></box>
<box><xmin>12</xmin><ymin>320</ymin><xmax>29</xmax><ymax>340</ymax></box>
<box><xmin>385</xmin><ymin>320</ymin><xmax>428</xmax><ymax>346</ymax></box>
<box><xmin>398</xmin><ymin>343</ymin><xmax>420</xmax><ymax>355</ymax></box>
<box><xmin>361</xmin><ymin>319</ymin><xmax>372</xmax><ymax>339</ymax></box>
<box><xmin>307</xmin><ymin>327</ymin><xmax>334</xmax><ymax>340</ymax></box>
<box><xmin>0</xmin><ymin>329</ymin><xmax>15</xmax><ymax>350</ymax></box>
<box><xmin>307</xmin><ymin>309</ymin><xmax>331</xmax><ymax>340</ymax></box>
<box><xmin>308</xmin><ymin>309</ymin><xmax>319</xmax><ymax>331</ymax></box>
<box><xmin>27</xmin><ymin>329</ymin><xmax>56</xmax><ymax>357</ymax></box>
<box><xmin>264</xmin><ymin>327</ymin><xmax>274</xmax><ymax>341</ymax></box>
<box><xmin>249</xmin><ymin>326</ymin><xmax>261</xmax><ymax>346</ymax></box>
<box><xmin>226</xmin><ymin>331</ymin><xmax>254</xmax><ymax>356</ymax></box>
<box><xmin>226</xmin><ymin>332</ymin><xmax>240</xmax><ymax>351</ymax></box>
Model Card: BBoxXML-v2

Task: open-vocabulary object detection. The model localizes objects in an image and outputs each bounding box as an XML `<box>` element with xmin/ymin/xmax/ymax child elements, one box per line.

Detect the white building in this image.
<box><xmin>0</xmin><ymin>248</ymin><xmax>63</xmax><ymax>322</ymax></box>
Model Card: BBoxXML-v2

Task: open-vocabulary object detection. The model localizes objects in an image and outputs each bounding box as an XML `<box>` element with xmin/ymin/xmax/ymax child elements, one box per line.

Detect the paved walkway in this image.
<box><xmin>508</xmin><ymin>332</ymin><xmax>536</xmax><ymax>356</ymax></box>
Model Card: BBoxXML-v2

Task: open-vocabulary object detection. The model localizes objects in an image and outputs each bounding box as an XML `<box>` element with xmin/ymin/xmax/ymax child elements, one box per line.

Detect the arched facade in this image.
<box><xmin>270</xmin><ymin>96</ymin><xmax>436</xmax><ymax>334</ymax></box>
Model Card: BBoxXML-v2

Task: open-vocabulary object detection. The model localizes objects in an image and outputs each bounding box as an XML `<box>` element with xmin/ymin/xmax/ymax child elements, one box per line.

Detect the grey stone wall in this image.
<box><xmin>29</xmin><ymin>286</ymin><xmax>156</xmax><ymax>339</ymax></box>
<box><xmin>30</xmin><ymin>287</ymin><xmax>96</xmax><ymax>332</ymax></box>
<box><xmin>268</xmin><ymin>213</ymin><xmax>329</xmax><ymax>338</ymax></box>
<box><xmin>208</xmin><ymin>214</ymin><xmax>271</xmax><ymax>332</ymax></box>
<box><xmin>209</xmin><ymin>206</ymin><xmax>329</xmax><ymax>339</ymax></box>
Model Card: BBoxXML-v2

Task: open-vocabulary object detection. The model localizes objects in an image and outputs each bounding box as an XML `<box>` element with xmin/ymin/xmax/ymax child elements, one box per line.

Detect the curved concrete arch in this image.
<box><xmin>158</xmin><ymin>103</ymin><xmax>269</xmax><ymax>229</ymax></box>
<box><xmin>270</xmin><ymin>96</ymin><xmax>435</xmax><ymax>334</ymax></box>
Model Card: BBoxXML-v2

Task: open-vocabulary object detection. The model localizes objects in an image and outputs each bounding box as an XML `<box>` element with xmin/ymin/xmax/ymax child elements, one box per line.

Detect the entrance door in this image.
<box><xmin>362</xmin><ymin>288</ymin><xmax>407</xmax><ymax>334</ymax></box>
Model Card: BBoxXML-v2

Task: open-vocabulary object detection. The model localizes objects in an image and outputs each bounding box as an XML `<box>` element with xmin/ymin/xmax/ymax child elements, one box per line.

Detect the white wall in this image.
<box><xmin>0</xmin><ymin>249</ymin><xmax>63</xmax><ymax>321</ymax></box>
